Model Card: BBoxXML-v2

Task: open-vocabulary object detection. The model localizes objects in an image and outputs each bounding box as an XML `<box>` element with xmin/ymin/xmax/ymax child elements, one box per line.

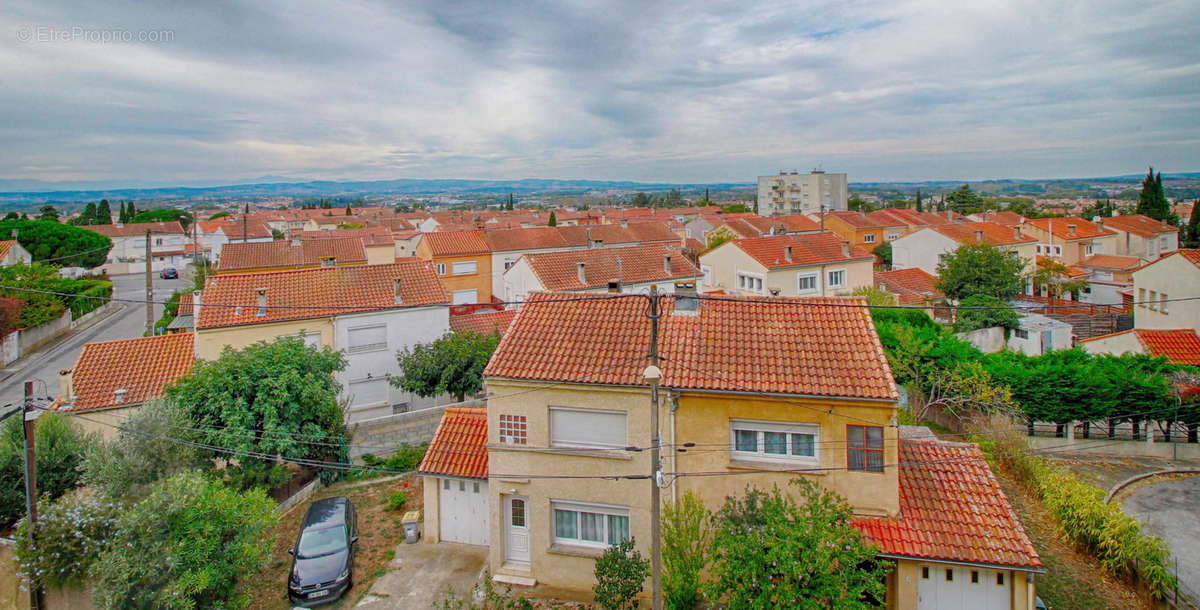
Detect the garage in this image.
<box><xmin>437</xmin><ymin>477</ymin><xmax>489</xmax><ymax>545</ymax></box>
<box><xmin>917</xmin><ymin>563</ymin><xmax>1011</xmax><ymax>609</ymax></box>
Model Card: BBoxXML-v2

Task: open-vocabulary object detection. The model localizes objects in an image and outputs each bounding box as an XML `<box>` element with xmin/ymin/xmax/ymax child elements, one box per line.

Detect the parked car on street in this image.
<box><xmin>159</xmin><ymin>267</ymin><xmax>178</xmax><ymax>279</ymax></box>
<box><xmin>287</xmin><ymin>497</ymin><xmax>358</xmax><ymax>606</ymax></box>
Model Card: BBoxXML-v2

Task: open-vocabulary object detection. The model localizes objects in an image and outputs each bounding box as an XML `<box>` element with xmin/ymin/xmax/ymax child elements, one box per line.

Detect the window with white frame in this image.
<box><xmin>1138</xmin><ymin>288</ymin><xmax>1146</xmax><ymax>308</ymax></box>
<box><xmin>736</xmin><ymin>272</ymin><xmax>763</xmax><ymax>293</ymax></box>
<box><xmin>348</xmin><ymin>377</ymin><xmax>388</xmax><ymax>408</ymax></box>
<box><xmin>827</xmin><ymin>269</ymin><xmax>846</xmax><ymax>288</ymax></box>
<box><xmin>1160</xmin><ymin>292</ymin><xmax>1168</xmax><ymax>313</ymax></box>
<box><xmin>1149</xmin><ymin>290</ymin><xmax>1158</xmax><ymax>311</ymax></box>
<box><xmin>435</xmin><ymin>263</ymin><xmax>447</xmax><ymax>275</ymax></box>
<box><xmin>452</xmin><ymin>261</ymin><xmax>478</xmax><ymax>275</ymax></box>
<box><xmin>552</xmin><ymin>501</ymin><xmax>630</xmax><ymax>548</ymax></box>
<box><xmin>347</xmin><ymin>324</ymin><xmax>387</xmax><ymax>353</ymax></box>
<box><xmin>887</xmin><ymin>232</ymin><xmax>900</xmax><ymax>241</ymax></box>
<box><xmin>549</xmin><ymin>407</ymin><xmax>626</xmax><ymax>449</ymax></box>
<box><xmin>797</xmin><ymin>272</ymin><xmax>818</xmax><ymax>294</ymax></box>
<box><xmin>503</xmin><ymin>257</ymin><xmax>518</xmax><ymax>270</ymax></box>
<box><xmin>278</xmin><ymin>331</ymin><xmax>321</xmax><ymax>349</ymax></box>
<box><xmin>730</xmin><ymin>420</ymin><xmax>819</xmax><ymax>463</ymax></box>
<box><xmin>863</xmin><ymin>233</ymin><xmax>876</xmax><ymax>243</ymax></box>
<box><xmin>1014</xmin><ymin>329</ymin><xmax>1029</xmax><ymax>340</ymax></box>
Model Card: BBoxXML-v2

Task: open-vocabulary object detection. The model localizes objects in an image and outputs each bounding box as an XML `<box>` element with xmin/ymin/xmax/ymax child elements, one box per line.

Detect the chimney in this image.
<box><xmin>291</xmin><ymin>236</ymin><xmax>301</xmax><ymax>246</ymax></box>
<box><xmin>58</xmin><ymin>368</ymin><xmax>74</xmax><ymax>404</ymax></box>
<box><xmin>784</xmin><ymin>246</ymin><xmax>793</xmax><ymax>263</ymax></box>
<box><xmin>1095</xmin><ymin>218</ymin><xmax>1103</xmax><ymax>231</ymax></box>
<box><xmin>256</xmin><ymin>288</ymin><xmax>267</xmax><ymax>317</ymax></box>
<box><xmin>113</xmin><ymin>388</ymin><xmax>127</xmax><ymax>404</ymax></box>
<box><xmin>945</xmin><ymin>210</ymin><xmax>952</xmax><ymax>221</ymax></box>
<box><xmin>621</xmin><ymin>219</ymin><xmax>629</xmax><ymax>228</ymax></box>
<box><xmin>394</xmin><ymin>279</ymin><xmax>403</xmax><ymax>305</ymax></box>
<box><xmin>1161</xmin><ymin>218</ymin><xmax>1168</xmax><ymax>230</ymax></box>
<box><xmin>663</xmin><ymin>255</ymin><xmax>672</xmax><ymax>274</ymax></box>
<box><xmin>1013</xmin><ymin>226</ymin><xmax>1022</xmax><ymax>241</ymax></box>
<box><xmin>607</xmin><ymin>280</ymin><xmax>622</xmax><ymax>293</ymax></box>
<box><xmin>975</xmin><ymin>229</ymin><xmax>984</xmax><ymax>243</ymax></box>
<box><xmin>1067</xmin><ymin>224</ymin><xmax>1077</xmax><ymax>237</ymax></box>
<box><xmin>673</xmin><ymin>280</ymin><xmax>698</xmax><ymax>315</ymax></box>
<box><xmin>841</xmin><ymin>240</ymin><xmax>851</xmax><ymax>258</ymax></box>
<box><xmin>577</xmin><ymin>261</ymin><xmax>587</xmax><ymax>285</ymax></box>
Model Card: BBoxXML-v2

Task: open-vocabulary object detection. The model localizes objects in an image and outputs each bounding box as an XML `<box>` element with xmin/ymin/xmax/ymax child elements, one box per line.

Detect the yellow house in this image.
<box><xmin>699</xmin><ymin>232</ymin><xmax>875</xmax><ymax>296</ymax></box>
<box><xmin>428</xmin><ymin>291</ymin><xmax>1043</xmax><ymax>608</ymax></box>
<box><xmin>415</xmin><ymin>230</ymin><xmax>494</xmax><ymax>306</ymax></box>
<box><xmin>1020</xmin><ymin>216</ymin><xmax>1119</xmax><ymax>266</ymax></box>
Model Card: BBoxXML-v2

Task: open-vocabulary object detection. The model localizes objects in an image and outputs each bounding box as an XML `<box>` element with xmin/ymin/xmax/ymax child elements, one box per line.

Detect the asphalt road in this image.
<box><xmin>1122</xmin><ymin>476</ymin><xmax>1200</xmax><ymax>605</ymax></box>
<box><xmin>0</xmin><ymin>269</ymin><xmax>192</xmax><ymax>409</ymax></box>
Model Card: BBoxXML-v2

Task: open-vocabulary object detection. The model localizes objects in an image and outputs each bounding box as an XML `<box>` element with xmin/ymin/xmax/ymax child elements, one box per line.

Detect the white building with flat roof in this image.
<box><xmin>757</xmin><ymin>170</ymin><xmax>848</xmax><ymax>216</ymax></box>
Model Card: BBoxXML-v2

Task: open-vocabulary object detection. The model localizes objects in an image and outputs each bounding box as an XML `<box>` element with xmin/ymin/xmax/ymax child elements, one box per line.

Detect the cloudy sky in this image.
<box><xmin>3</xmin><ymin>0</ymin><xmax>1199</xmax><ymax>186</ymax></box>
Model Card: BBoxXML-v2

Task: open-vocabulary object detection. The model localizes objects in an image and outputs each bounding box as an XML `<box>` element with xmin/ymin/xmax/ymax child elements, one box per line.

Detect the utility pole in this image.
<box><xmin>145</xmin><ymin>228</ymin><xmax>154</xmax><ymax>336</ymax></box>
<box><xmin>644</xmin><ymin>286</ymin><xmax>663</xmax><ymax>610</ymax></box>
<box><xmin>22</xmin><ymin>380</ymin><xmax>42</xmax><ymax>610</ymax></box>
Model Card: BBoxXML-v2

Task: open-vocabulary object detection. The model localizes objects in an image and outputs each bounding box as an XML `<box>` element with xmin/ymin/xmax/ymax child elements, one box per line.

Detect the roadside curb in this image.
<box><xmin>1105</xmin><ymin>468</ymin><xmax>1200</xmax><ymax>503</ymax></box>
<box><xmin>0</xmin><ymin>302</ymin><xmax>127</xmax><ymax>385</ymax></box>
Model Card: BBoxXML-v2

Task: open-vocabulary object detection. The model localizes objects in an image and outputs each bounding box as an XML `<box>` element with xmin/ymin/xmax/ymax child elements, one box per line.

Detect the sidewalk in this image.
<box><xmin>0</xmin><ymin>302</ymin><xmax>126</xmax><ymax>386</ymax></box>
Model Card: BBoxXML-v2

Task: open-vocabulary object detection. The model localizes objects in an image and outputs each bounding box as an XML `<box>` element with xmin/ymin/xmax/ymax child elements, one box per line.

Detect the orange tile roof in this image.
<box><xmin>1022</xmin><ymin>216</ymin><xmax>1114</xmax><ymax>240</ymax></box>
<box><xmin>1081</xmin><ymin>329</ymin><xmax>1200</xmax><ymax>365</ymax></box>
<box><xmin>1134</xmin><ymin>248</ymin><xmax>1200</xmax><ymax>272</ymax></box>
<box><xmin>483</xmin><ymin>227</ymin><xmax>570</xmax><ymax>252</ymax></box>
<box><xmin>1097</xmin><ymin>214</ymin><xmax>1176</xmax><ymax>238</ymax></box>
<box><xmin>731</xmin><ymin>232</ymin><xmax>873</xmax><ymax>269</ymax></box>
<box><xmin>827</xmin><ymin>211</ymin><xmax>893</xmax><ymax>229</ymax></box>
<box><xmin>217</xmin><ymin>238</ymin><xmax>366</xmax><ymax>272</ymax></box>
<box><xmin>875</xmin><ymin>268</ymin><xmax>944</xmax><ymax>305</ymax></box>
<box><xmin>860</xmin><ymin>210</ymin><xmax>909</xmax><ymax>229</ymax></box>
<box><xmin>196</xmin><ymin>261</ymin><xmax>448</xmax><ymax>329</ymax></box>
<box><xmin>853</xmin><ymin>440</ymin><xmax>1042</xmax><ymax>569</ymax></box>
<box><xmin>89</xmin><ymin>221</ymin><xmax>187</xmax><ymax>238</ymax></box>
<box><xmin>177</xmin><ymin>292</ymin><xmax>194</xmax><ymax>316</ymax></box>
<box><xmin>972</xmin><ymin>210</ymin><xmax>1026</xmax><ymax>226</ymax></box>
<box><xmin>418</xmin><ymin>408</ymin><xmax>488</xmax><ymax>479</ymax></box>
<box><xmin>486</xmin><ymin>292</ymin><xmax>898</xmax><ymax>400</ymax></box>
<box><xmin>64</xmin><ymin>333</ymin><xmax>195</xmax><ymax>412</ymax></box>
<box><xmin>1076</xmin><ymin>254</ymin><xmax>1141</xmax><ymax>271</ymax></box>
<box><xmin>0</xmin><ymin>241</ymin><xmax>15</xmax><ymax>260</ymax></box>
<box><xmin>623</xmin><ymin>221</ymin><xmax>682</xmax><ymax>242</ymax></box>
<box><xmin>524</xmin><ymin>244</ymin><xmax>701</xmax><ymax>291</ymax></box>
<box><xmin>931</xmin><ymin>221</ymin><xmax>1036</xmax><ymax>246</ymax></box>
<box><xmin>420</xmin><ymin>230</ymin><xmax>491</xmax><ymax>256</ymax></box>
<box><xmin>449</xmin><ymin>310</ymin><xmax>518</xmax><ymax>336</ymax></box>
<box><xmin>217</xmin><ymin>221</ymin><xmax>274</xmax><ymax>240</ymax></box>
<box><xmin>299</xmin><ymin>227</ymin><xmax>395</xmax><ymax>246</ymax></box>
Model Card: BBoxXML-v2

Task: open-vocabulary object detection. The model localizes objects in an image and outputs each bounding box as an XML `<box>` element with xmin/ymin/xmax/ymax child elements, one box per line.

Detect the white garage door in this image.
<box><xmin>438</xmin><ymin>478</ymin><xmax>489</xmax><ymax>545</ymax></box>
<box><xmin>917</xmin><ymin>564</ymin><xmax>1011</xmax><ymax>610</ymax></box>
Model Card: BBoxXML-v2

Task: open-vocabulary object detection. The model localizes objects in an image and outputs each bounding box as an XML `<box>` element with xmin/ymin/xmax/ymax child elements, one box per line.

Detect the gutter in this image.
<box><xmin>873</xmin><ymin>553</ymin><xmax>1046</xmax><ymax>574</ymax></box>
<box><xmin>486</xmin><ymin>377</ymin><xmax>899</xmax><ymax>404</ymax></box>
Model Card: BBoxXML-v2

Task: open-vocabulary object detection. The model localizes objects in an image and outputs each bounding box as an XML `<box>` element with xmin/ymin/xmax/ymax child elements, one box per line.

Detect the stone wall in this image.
<box><xmin>348</xmin><ymin>401</ymin><xmax>483</xmax><ymax>460</ymax></box>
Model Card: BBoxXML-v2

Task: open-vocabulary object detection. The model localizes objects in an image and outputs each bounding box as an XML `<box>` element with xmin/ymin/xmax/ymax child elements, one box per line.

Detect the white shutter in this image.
<box><xmin>452</xmin><ymin>261</ymin><xmax>478</xmax><ymax>275</ymax></box>
<box><xmin>550</xmin><ymin>407</ymin><xmax>626</xmax><ymax>449</ymax></box>
<box><xmin>349</xmin><ymin>378</ymin><xmax>388</xmax><ymax>408</ymax></box>
<box><xmin>452</xmin><ymin>289</ymin><xmax>478</xmax><ymax>305</ymax></box>
<box><xmin>347</xmin><ymin>325</ymin><xmax>387</xmax><ymax>352</ymax></box>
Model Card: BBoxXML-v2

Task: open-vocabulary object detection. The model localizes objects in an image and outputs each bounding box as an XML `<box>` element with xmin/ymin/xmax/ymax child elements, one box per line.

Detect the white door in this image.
<box><xmin>504</xmin><ymin>495</ymin><xmax>530</xmax><ymax>564</ymax></box>
<box><xmin>918</xmin><ymin>564</ymin><xmax>1011</xmax><ymax>610</ymax></box>
<box><xmin>438</xmin><ymin>478</ymin><xmax>489</xmax><ymax>545</ymax></box>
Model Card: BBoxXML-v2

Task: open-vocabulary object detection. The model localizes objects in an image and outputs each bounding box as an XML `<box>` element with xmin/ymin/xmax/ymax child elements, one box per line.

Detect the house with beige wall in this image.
<box><xmin>699</xmin><ymin>232</ymin><xmax>874</xmax><ymax>296</ymax></box>
<box><xmin>425</xmin><ymin>291</ymin><xmax>1043</xmax><ymax>609</ymax></box>
<box><xmin>1131</xmin><ymin>249</ymin><xmax>1200</xmax><ymax>331</ymax></box>
<box><xmin>891</xmin><ymin>221</ymin><xmax>1037</xmax><ymax>279</ymax></box>
<box><xmin>1019</xmin><ymin>216</ymin><xmax>1118</xmax><ymax>266</ymax></box>
<box><xmin>1095</xmin><ymin>214</ymin><xmax>1179</xmax><ymax>262</ymax></box>
<box><xmin>503</xmin><ymin>243</ymin><xmax>700</xmax><ymax>303</ymax></box>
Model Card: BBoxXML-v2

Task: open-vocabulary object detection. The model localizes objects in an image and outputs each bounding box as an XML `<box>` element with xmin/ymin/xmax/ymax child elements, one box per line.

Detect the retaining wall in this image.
<box><xmin>349</xmin><ymin>401</ymin><xmax>483</xmax><ymax>460</ymax></box>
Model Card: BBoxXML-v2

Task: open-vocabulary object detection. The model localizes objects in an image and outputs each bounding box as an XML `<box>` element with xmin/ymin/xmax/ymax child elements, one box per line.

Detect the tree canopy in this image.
<box><xmin>1136</xmin><ymin>167</ymin><xmax>1175</xmax><ymax>223</ymax></box>
<box><xmin>945</xmin><ymin>185</ymin><xmax>984</xmax><ymax>214</ymax></box>
<box><xmin>130</xmin><ymin>208</ymin><xmax>193</xmax><ymax>230</ymax></box>
<box><xmin>39</xmin><ymin>205</ymin><xmax>60</xmax><ymax>222</ymax></box>
<box><xmin>0</xmin><ymin>218</ymin><xmax>112</xmax><ymax>267</ymax></box>
<box><xmin>953</xmin><ymin>294</ymin><xmax>1019</xmax><ymax>333</ymax></box>
<box><xmin>393</xmin><ymin>330</ymin><xmax>500</xmax><ymax>401</ymax></box>
<box><xmin>1182</xmin><ymin>201</ymin><xmax>1200</xmax><ymax>248</ymax></box>
<box><xmin>0</xmin><ymin>411</ymin><xmax>90</xmax><ymax>526</ymax></box>
<box><xmin>935</xmin><ymin>243</ymin><xmax>1025</xmax><ymax>301</ymax></box>
<box><xmin>165</xmin><ymin>336</ymin><xmax>347</xmax><ymax>489</ymax></box>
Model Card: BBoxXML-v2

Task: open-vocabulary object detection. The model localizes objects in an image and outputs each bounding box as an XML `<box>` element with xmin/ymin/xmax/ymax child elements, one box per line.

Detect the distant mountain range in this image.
<box><xmin>1</xmin><ymin>172</ymin><xmax>1197</xmax><ymax>207</ymax></box>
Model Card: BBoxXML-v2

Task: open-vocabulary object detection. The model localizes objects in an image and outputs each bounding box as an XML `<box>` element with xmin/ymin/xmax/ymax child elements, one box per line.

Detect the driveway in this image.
<box><xmin>1122</xmin><ymin>475</ymin><xmax>1200</xmax><ymax>605</ymax></box>
<box><xmin>355</xmin><ymin>542</ymin><xmax>487</xmax><ymax>609</ymax></box>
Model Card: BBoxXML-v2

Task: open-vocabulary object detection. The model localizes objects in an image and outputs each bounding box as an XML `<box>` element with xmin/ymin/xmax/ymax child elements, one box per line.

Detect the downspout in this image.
<box><xmin>669</xmin><ymin>389</ymin><xmax>680</xmax><ymax>505</ymax></box>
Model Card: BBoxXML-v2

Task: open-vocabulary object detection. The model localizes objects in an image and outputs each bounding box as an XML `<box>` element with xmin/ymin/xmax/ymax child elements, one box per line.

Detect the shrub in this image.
<box><xmin>953</xmin><ymin>294</ymin><xmax>1019</xmax><ymax>333</ymax></box>
<box><xmin>593</xmin><ymin>538</ymin><xmax>649</xmax><ymax>610</ymax></box>
<box><xmin>661</xmin><ymin>491</ymin><xmax>711</xmax><ymax>609</ymax></box>
<box><xmin>0</xmin><ymin>218</ymin><xmax>112</xmax><ymax>267</ymax></box>
<box><xmin>81</xmin><ymin>400</ymin><xmax>208</xmax><ymax>500</ymax></box>
<box><xmin>385</xmin><ymin>491</ymin><xmax>408</xmax><ymax>512</ymax></box>
<box><xmin>361</xmin><ymin>444</ymin><xmax>429</xmax><ymax>475</ymax></box>
<box><xmin>0</xmin><ymin>411</ymin><xmax>90</xmax><ymax>526</ymax></box>
<box><xmin>14</xmin><ymin>490</ymin><xmax>121</xmax><ymax>589</ymax></box>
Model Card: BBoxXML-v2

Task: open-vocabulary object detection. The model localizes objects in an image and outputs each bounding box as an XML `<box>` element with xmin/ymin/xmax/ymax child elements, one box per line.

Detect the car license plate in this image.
<box><xmin>307</xmin><ymin>590</ymin><xmax>327</xmax><ymax>599</ymax></box>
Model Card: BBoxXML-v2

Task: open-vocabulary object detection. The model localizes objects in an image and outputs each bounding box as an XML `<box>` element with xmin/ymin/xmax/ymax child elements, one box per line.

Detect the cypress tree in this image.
<box><xmin>547</xmin><ymin>210</ymin><xmax>557</xmax><ymax>227</ymax></box>
<box><xmin>96</xmin><ymin>199</ymin><xmax>112</xmax><ymax>224</ymax></box>
<box><xmin>118</xmin><ymin>201</ymin><xmax>127</xmax><ymax>223</ymax></box>
<box><xmin>915</xmin><ymin>189</ymin><xmax>923</xmax><ymax>212</ymax></box>
<box><xmin>127</xmin><ymin>201</ymin><xmax>137</xmax><ymax>219</ymax></box>
<box><xmin>78</xmin><ymin>202</ymin><xmax>97</xmax><ymax>225</ymax></box>
<box><xmin>1136</xmin><ymin>166</ymin><xmax>1171</xmax><ymax>221</ymax></box>
<box><xmin>1184</xmin><ymin>200</ymin><xmax>1200</xmax><ymax>248</ymax></box>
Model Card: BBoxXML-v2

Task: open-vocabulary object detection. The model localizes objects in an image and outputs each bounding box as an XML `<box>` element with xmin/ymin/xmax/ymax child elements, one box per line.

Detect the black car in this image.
<box><xmin>288</xmin><ymin>497</ymin><xmax>358</xmax><ymax>606</ymax></box>
<box><xmin>159</xmin><ymin>267</ymin><xmax>178</xmax><ymax>279</ymax></box>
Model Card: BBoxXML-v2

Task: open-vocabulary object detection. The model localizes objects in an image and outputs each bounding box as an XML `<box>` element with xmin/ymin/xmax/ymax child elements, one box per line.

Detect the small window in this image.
<box><xmin>827</xmin><ymin>269</ymin><xmax>846</xmax><ymax>288</ymax></box>
<box><xmin>887</xmin><ymin>232</ymin><xmax>900</xmax><ymax>241</ymax></box>
<box><xmin>730</xmin><ymin>420</ymin><xmax>818</xmax><ymax>463</ymax></box>
<box><xmin>550</xmin><ymin>407</ymin><xmax>626</xmax><ymax>449</ymax></box>
<box><xmin>459</xmin><ymin>480</ymin><xmax>465</xmax><ymax>492</ymax></box>
<box><xmin>971</xmin><ymin>570</ymin><xmax>979</xmax><ymax>584</ymax></box>
<box><xmin>736</xmin><ymin>272</ymin><xmax>763</xmax><ymax>293</ymax></box>
<box><xmin>863</xmin><ymin>233</ymin><xmax>876</xmax><ymax>243</ymax></box>
<box><xmin>797</xmin><ymin>273</ymin><xmax>818</xmax><ymax>294</ymax></box>
<box><xmin>347</xmin><ymin>324</ymin><xmax>388</xmax><ymax>353</ymax></box>
<box><xmin>1149</xmin><ymin>290</ymin><xmax>1158</xmax><ymax>311</ymax></box>
<box><xmin>499</xmin><ymin>414</ymin><xmax>527</xmax><ymax>445</ymax></box>
<box><xmin>473</xmin><ymin>482</ymin><xmax>480</xmax><ymax>493</ymax></box>
<box><xmin>945</xmin><ymin>569</ymin><xmax>954</xmax><ymax>582</ymax></box>
<box><xmin>435</xmin><ymin>263</ymin><xmax>447</xmax><ymax>275</ymax></box>
<box><xmin>1160</xmin><ymin>293</ymin><xmax>1168</xmax><ymax>314</ymax></box>
<box><xmin>510</xmin><ymin>499</ymin><xmax>526</xmax><ymax>527</ymax></box>
<box><xmin>1014</xmin><ymin>329</ymin><xmax>1029</xmax><ymax>340</ymax></box>
<box><xmin>552</xmin><ymin>501</ymin><xmax>630</xmax><ymax>548</ymax></box>
<box><xmin>997</xmin><ymin>573</ymin><xmax>1005</xmax><ymax>586</ymax></box>
<box><xmin>847</xmin><ymin>425</ymin><xmax>884</xmax><ymax>472</ymax></box>
<box><xmin>921</xmin><ymin>567</ymin><xmax>929</xmax><ymax>579</ymax></box>
<box><xmin>443</xmin><ymin>479</ymin><xmax>449</xmax><ymax>490</ymax></box>
<box><xmin>1138</xmin><ymin>288</ymin><xmax>1146</xmax><ymax>307</ymax></box>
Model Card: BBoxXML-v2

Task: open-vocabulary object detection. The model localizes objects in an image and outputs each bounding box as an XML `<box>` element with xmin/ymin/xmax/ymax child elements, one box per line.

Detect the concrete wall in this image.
<box><xmin>1133</xmin><ymin>253</ymin><xmax>1200</xmax><ymax>330</ymax></box>
<box><xmin>701</xmin><ymin>240</ymin><xmax>872</xmax><ymax>297</ymax></box>
<box><xmin>1027</xmin><ymin>435</ymin><xmax>1200</xmax><ymax>460</ymax></box>
<box><xmin>17</xmin><ymin>311</ymin><xmax>72</xmax><ymax>358</ymax></box>
<box><xmin>1080</xmin><ymin>331</ymin><xmax>1144</xmax><ymax>357</ymax></box>
<box><xmin>194</xmin><ymin>318</ymin><xmax>334</xmax><ymax>360</ymax></box>
<box><xmin>958</xmin><ymin>326</ymin><xmax>1007</xmax><ymax>353</ymax></box>
<box><xmin>348</xmin><ymin>403</ymin><xmax>460</xmax><ymax>460</ymax></box>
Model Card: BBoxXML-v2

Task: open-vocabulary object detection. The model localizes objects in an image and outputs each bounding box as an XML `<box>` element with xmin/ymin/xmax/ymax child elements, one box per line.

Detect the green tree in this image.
<box><xmin>118</xmin><ymin>201</ymin><xmax>127</xmax><ymax>223</ymax></box>
<box><xmin>207</xmin><ymin>211</ymin><xmax>230</xmax><ymax>221</ymax></box>
<box><xmin>3</xmin><ymin>212</ymin><xmax>17</xmax><ymax>221</ymax></box>
<box><xmin>91</xmin><ymin>471</ymin><xmax>277</xmax><ymax>610</ymax></box>
<box><xmin>1181</xmin><ymin>201</ymin><xmax>1200</xmax><ymax>248</ymax></box>
<box><xmin>547</xmin><ymin>210</ymin><xmax>557</xmax><ymax>227</ymax></box>
<box><xmin>126</xmin><ymin>201</ymin><xmax>137</xmax><ymax>219</ymax></box>
<box><xmin>393</xmin><ymin>331</ymin><xmax>500</xmax><ymax>401</ymax></box>
<box><xmin>953</xmin><ymin>294</ymin><xmax>1019</xmax><ymax>333</ymax></box>
<box><xmin>39</xmin><ymin>205</ymin><xmax>60</xmax><ymax>222</ymax></box>
<box><xmin>95</xmin><ymin>199</ymin><xmax>113</xmax><ymax>225</ymax></box>
<box><xmin>945</xmin><ymin>185</ymin><xmax>984</xmax><ymax>214</ymax></box>
<box><xmin>631</xmin><ymin>192</ymin><xmax>652</xmax><ymax>208</ymax></box>
<box><xmin>935</xmin><ymin>243</ymin><xmax>1024</xmax><ymax>300</ymax></box>
<box><xmin>1136</xmin><ymin>167</ymin><xmax>1174</xmax><ymax>223</ymax></box>
<box><xmin>662</xmin><ymin>491</ymin><xmax>711</xmax><ymax>610</ymax></box>
<box><xmin>914</xmin><ymin>189</ymin><xmax>923</xmax><ymax>212</ymax></box>
<box><xmin>0</xmin><ymin>412</ymin><xmax>91</xmax><ymax>526</ymax></box>
<box><xmin>665</xmin><ymin>188</ymin><xmax>683</xmax><ymax>206</ymax></box>
<box><xmin>15</xmin><ymin>490</ymin><xmax>120</xmax><ymax>590</ymax></box>
<box><xmin>345</xmin><ymin>202</ymin><xmax>353</xmax><ymax>215</ymax></box>
<box><xmin>720</xmin><ymin>203</ymin><xmax>751</xmax><ymax>213</ymax></box>
<box><xmin>506</xmin><ymin>193</ymin><xmax>514</xmax><ymax>211</ymax></box>
<box><xmin>73</xmin><ymin>202</ymin><xmax>98</xmax><ymax>226</ymax></box>
<box><xmin>847</xmin><ymin>195</ymin><xmax>873</xmax><ymax>212</ymax></box>
<box><xmin>165</xmin><ymin>337</ymin><xmax>347</xmax><ymax>489</ymax></box>
<box><xmin>0</xmin><ymin>219</ymin><xmax>112</xmax><ymax>268</ymax></box>
<box><xmin>1032</xmin><ymin>257</ymin><xmax>1088</xmax><ymax>300</ymax></box>
<box><xmin>81</xmin><ymin>400</ymin><xmax>208</xmax><ymax>500</ymax></box>
<box><xmin>130</xmin><ymin>208</ymin><xmax>193</xmax><ymax>230</ymax></box>
<box><xmin>592</xmin><ymin>538</ymin><xmax>649</xmax><ymax>610</ymax></box>
<box><xmin>851</xmin><ymin>285</ymin><xmax>897</xmax><ymax>306</ymax></box>
<box><xmin>707</xmin><ymin>479</ymin><xmax>888</xmax><ymax>609</ymax></box>
<box><xmin>871</xmin><ymin>241</ymin><xmax>892</xmax><ymax>267</ymax></box>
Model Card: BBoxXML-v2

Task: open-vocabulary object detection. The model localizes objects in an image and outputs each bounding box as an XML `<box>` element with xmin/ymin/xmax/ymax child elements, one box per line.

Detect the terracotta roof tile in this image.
<box><xmin>1098</xmin><ymin>214</ymin><xmax>1177</xmax><ymax>238</ymax></box>
<box><xmin>1076</xmin><ymin>254</ymin><xmax>1141</xmax><ymax>271</ymax></box>
<box><xmin>449</xmin><ymin>310</ymin><xmax>518</xmax><ymax>336</ymax></box>
<box><xmin>971</xmin><ymin>211</ymin><xmax>1027</xmax><ymax>227</ymax></box>
<box><xmin>1023</xmin><ymin>216</ymin><xmax>1115</xmax><ymax>240</ymax></box>
<box><xmin>1081</xmin><ymin>329</ymin><xmax>1200</xmax><ymax>365</ymax></box>
<box><xmin>89</xmin><ymin>221</ymin><xmax>187</xmax><ymax>238</ymax></box>
<box><xmin>931</xmin><ymin>221</ymin><xmax>1036</xmax><ymax>246</ymax></box>
<box><xmin>853</xmin><ymin>440</ymin><xmax>1042</xmax><ymax>569</ymax></box>
<box><xmin>731</xmin><ymin>232</ymin><xmax>873</xmax><ymax>269</ymax></box>
<box><xmin>875</xmin><ymin>268</ymin><xmax>944</xmax><ymax>305</ymax></box>
<box><xmin>483</xmin><ymin>227</ymin><xmax>570</xmax><ymax>252</ymax></box>
<box><xmin>177</xmin><ymin>292</ymin><xmax>194</xmax><ymax>316</ymax></box>
<box><xmin>65</xmin><ymin>333</ymin><xmax>195</xmax><ymax>411</ymax></box>
<box><xmin>486</xmin><ymin>293</ymin><xmax>898</xmax><ymax>400</ymax></box>
<box><xmin>828</xmin><ymin>211</ymin><xmax>896</xmax><ymax>229</ymax></box>
<box><xmin>217</xmin><ymin>238</ymin><xmax>367</xmax><ymax>272</ymax></box>
<box><xmin>299</xmin><ymin>227</ymin><xmax>395</xmax><ymax>246</ymax></box>
<box><xmin>418</xmin><ymin>408</ymin><xmax>488</xmax><ymax>479</ymax></box>
<box><xmin>0</xmin><ymin>241</ymin><xmax>14</xmax><ymax>260</ymax></box>
<box><xmin>525</xmin><ymin>244</ymin><xmax>701</xmax><ymax>290</ymax></box>
<box><xmin>420</xmin><ymin>230</ymin><xmax>491</xmax><ymax>256</ymax></box>
<box><xmin>196</xmin><ymin>261</ymin><xmax>448</xmax><ymax>329</ymax></box>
